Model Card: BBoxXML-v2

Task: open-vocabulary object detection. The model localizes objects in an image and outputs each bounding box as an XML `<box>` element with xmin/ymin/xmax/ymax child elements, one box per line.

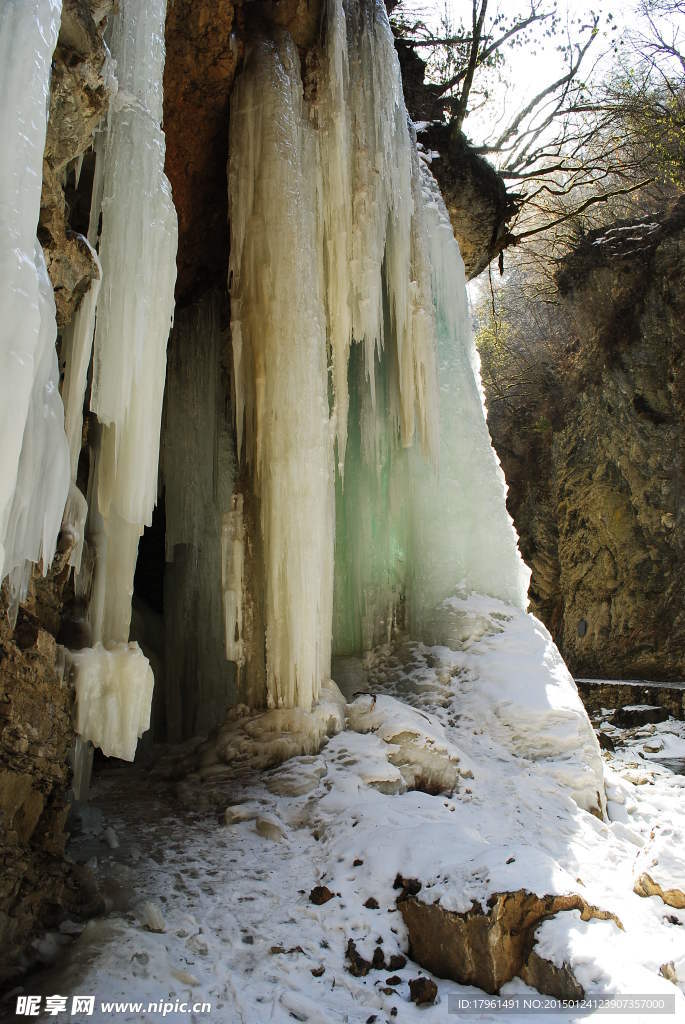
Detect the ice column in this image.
<box><xmin>0</xmin><ymin>0</ymin><xmax>70</xmax><ymax>604</ymax></box>
<box><xmin>229</xmin><ymin>36</ymin><xmax>334</xmax><ymax>711</ymax></box>
<box><xmin>162</xmin><ymin>292</ymin><xmax>237</xmax><ymax>739</ymax></box>
<box><xmin>69</xmin><ymin>0</ymin><xmax>176</xmax><ymax>763</ymax></box>
<box><xmin>87</xmin><ymin>0</ymin><xmax>177</xmax><ymax>646</ymax></box>
<box><xmin>318</xmin><ymin>0</ymin><xmax>439</xmax><ymax>468</ymax></box>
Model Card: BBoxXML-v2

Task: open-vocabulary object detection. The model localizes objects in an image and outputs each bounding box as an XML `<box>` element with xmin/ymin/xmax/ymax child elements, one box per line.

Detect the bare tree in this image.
<box><xmin>392</xmin><ymin>0</ymin><xmax>683</xmax><ymax>261</ymax></box>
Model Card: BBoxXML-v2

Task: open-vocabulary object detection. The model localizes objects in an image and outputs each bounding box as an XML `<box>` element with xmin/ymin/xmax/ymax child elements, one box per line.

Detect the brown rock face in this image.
<box><xmin>420</xmin><ymin>123</ymin><xmax>517</xmax><ymax>281</ymax></box>
<box><xmin>163</xmin><ymin>0</ymin><xmax>240</xmax><ymax>304</ymax></box>
<box><xmin>399</xmin><ymin>890</ymin><xmax>620</xmax><ymax>994</ymax></box>
<box><xmin>0</xmin><ymin>554</ymin><xmax>75</xmax><ymax>983</ymax></box>
<box><xmin>40</xmin><ymin>0</ymin><xmax>112</xmax><ymax>326</ymax></box>
<box><xmin>488</xmin><ymin>201</ymin><xmax>685</xmax><ymax>680</ymax></box>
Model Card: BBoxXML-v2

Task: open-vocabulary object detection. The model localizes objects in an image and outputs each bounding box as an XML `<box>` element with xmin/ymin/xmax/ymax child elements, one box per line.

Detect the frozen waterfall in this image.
<box><xmin>227</xmin><ymin>0</ymin><xmax>529</xmax><ymax>708</ymax></box>
<box><xmin>85</xmin><ymin>0</ymin><xmax>177</xmax><ymax>648</ymax></box>
<box><xmin>1</xmin><ymin>0</ymin><xmax>531</xmax><ymax>754</ymax></box>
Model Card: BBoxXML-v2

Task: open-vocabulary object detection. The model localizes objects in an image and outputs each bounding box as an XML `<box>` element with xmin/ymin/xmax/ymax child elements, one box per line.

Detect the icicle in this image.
<box><xmin>226</xmin><ymin>0</ymin><xmax>529</xmax><ymax>702</ymax></box>
<box><xmin>222</xmin><ymin>497</ymin><xmax>246</xmax><ymax>671</ymax></box>
<box><xmin>3</xmin><ymin>246</ymin><xmax>70</xmax><ymax>604</ymax></box>
<box><xmin>229</xmin><ymin>35</ymin><xmax>335</xmax><ymax>711</ymax></box>
<box><xmin>69</xmin><ymin>642</ymin><xmax>154</xmax><ymax>761</ymax></box>
<box><xmin>316</xmin><ymin>0</ymin><xmax>439</xmax><ymax>468</ymax></box>
<box><xmin>74</xmin><ymin>152</ymin><xmax>84</xmax><ymax>189</ymax></box>
<box><xmin>0</xmin><ymin>0</ymin><xmax>69</xmax><ymax>591</ymax></box>
<box><xmin>62</xmin><ymin>482</ymin><xmax>88</xmax><ymax>574</ymax></box>
<box><xmin>61</xmin><ymin>242</ymin><xmax>101</xmax><ymax>479</ymax></box>
<box><xmin>87</xmin><ymin>0</ymin><xmax>177</xmax><ymax>645</ymax></box>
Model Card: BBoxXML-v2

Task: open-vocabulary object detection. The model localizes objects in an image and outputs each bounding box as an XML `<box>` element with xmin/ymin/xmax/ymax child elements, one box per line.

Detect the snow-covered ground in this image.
<box><xmin>6</xmin><ymin>599</ymin><xmax>685</xmax><ymax>1023</ymax></box>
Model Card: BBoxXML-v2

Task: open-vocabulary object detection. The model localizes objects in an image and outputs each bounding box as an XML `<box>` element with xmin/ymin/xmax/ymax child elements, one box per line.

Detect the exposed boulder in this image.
<box><xmin>398</xmin><ymin>889</ymin><xmax>620</xmax><ymax>994</ymax></box>
<box><xmin>611</xmin><ymin>705</ymin><xmax>669</xmax><ymax>728</ymax></box>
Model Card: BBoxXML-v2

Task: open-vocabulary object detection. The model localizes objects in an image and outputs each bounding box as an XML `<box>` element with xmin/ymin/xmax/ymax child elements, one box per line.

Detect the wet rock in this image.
<box><xmin>40</xmin><ymin>0</ymin><xmax>112</xmax><ymax>325</ymax></box>
<box><xmin>163</xmin><ymin>0</ymin><xmax>240</xmax><ymax>302</ymax></box>
<box><xmin>364</xmin><ymin>896</ymin><xmax>380</xmax><ymax>909</ymax></box>
<box><xmin>409</xmin><ymin>976</ymin><xmax>438</xmax><ymax>1005</ymax></box>
<box><xmin>399</xmin><ymin>889</ymin><xmax>621</xmax><ymax>994</ymax></box>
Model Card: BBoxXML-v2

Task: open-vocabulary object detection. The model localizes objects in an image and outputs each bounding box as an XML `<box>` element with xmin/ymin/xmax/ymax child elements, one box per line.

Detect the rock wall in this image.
<box><xmin>489</xmin><ymin>202</ymin><xmax>685</xmax><ymax>681</ymax></box>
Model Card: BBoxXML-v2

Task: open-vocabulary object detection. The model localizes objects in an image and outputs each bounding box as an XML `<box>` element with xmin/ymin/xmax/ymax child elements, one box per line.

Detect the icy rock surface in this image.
<box><xmin>228</xmin><ymin>0</ymin><xmax>528</xmax><ymax>709</ymax></box>
<box><xmin>70</xmin><ymin>642</ymin><xmax>154</xmax><ymax>762</ymax></box>
<box><xmin>0</xmin><ymin>0</ymin><xmax>70</xmax><ymax>602</ymax></box>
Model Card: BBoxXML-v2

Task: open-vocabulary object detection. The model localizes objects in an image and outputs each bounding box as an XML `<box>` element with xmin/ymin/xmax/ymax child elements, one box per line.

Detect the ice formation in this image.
<box><xmin>69</xmin><ymin>642</ymin><xmax>154</xmax><ymax>761</ymax></box>
<box><xmin>60</xmin><ymin>243</ymin><xmax>101</xmax><ymax>481</ymax></box>
<box><xmin>229</xmin><ymin>37</ymin><xmax>335</xmax><ymax>711</ymax></box>
<box><xmin>86</xmin><ymin>0</ymin><xmax>177</xmax><ymax>647</ymax></box>
<box><xmin>0</xmin><ymin>0</ymin><xmax>70</xmax><ymax>606</ymax></box>
<box><xmin>60</xmin><ymin>0</ymin><xmax>176</xmax><ymax>762</ymax></box>
<box><xmin>162</xmin><ymin>292</ymin><xmax>236</xmax><ymax>739</ymax></box>
<box><xmin>227</xmin><ymin>0</ymin><xmax>529</xmax><ymax>708</ymax></box>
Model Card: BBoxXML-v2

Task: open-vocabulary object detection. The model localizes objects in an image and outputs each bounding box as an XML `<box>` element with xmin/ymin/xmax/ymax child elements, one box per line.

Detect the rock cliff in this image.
<box><xmin>489</xmin><ymin>202</ymin><xmax>685</xmax><ymax>680</ymax></box>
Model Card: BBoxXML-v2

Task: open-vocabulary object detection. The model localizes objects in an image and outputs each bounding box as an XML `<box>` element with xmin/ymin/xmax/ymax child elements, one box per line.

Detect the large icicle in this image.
<box><xmin>162</xmin><ymin>292</ymin><xmax>237</xmax><ymax>739</ymax></box>
<box><xmin>87</xmin><ymin>0</ymin><xmax>177</xmax><ymax>646</ymax></box>
<box><xmin>0</xmin><ymin>0</ymin><xmax>70</xmax><ymax>601</ymax></box>
<box><xmin>68</xmin><ymin>0</ymin><xmax>176</xmax><ymax>764</ymax></box>
<box><xmin>317</xmin><ymin>0</ymin><xmax>439</xmax><ymax>468</ymax></box>
<box><xmin>229</xmin><ymin>36</ymin><xmax>335</xmax><ymax>711</ymax></box>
